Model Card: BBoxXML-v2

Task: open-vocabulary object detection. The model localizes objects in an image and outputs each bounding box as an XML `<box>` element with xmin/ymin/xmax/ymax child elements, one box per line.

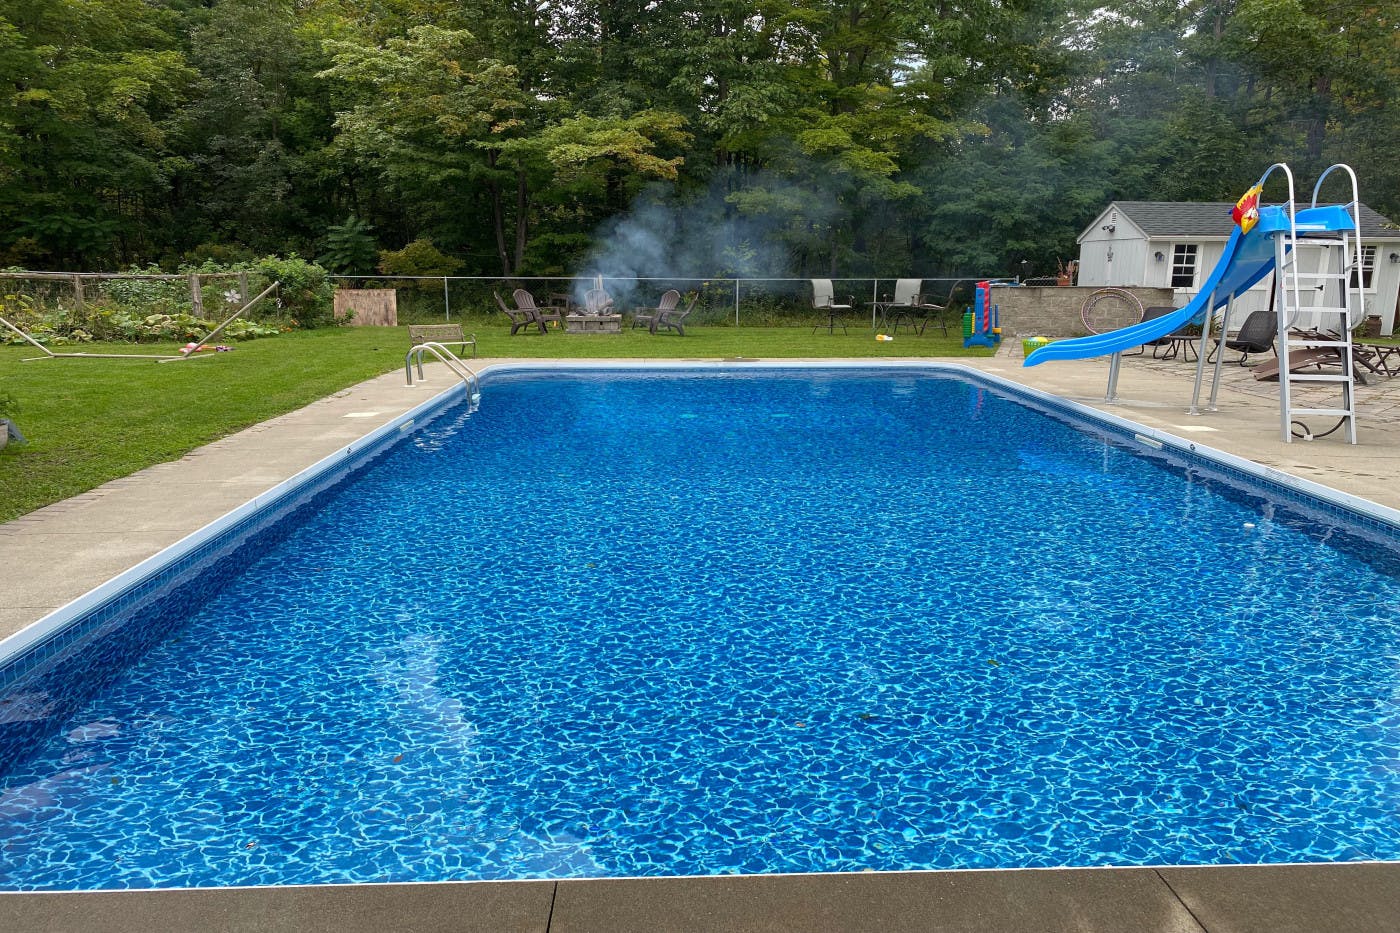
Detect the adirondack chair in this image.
<box><xmin>653</xmin><ymin>292</ymin><xmax>698</xmax><ymax>336</ymax></box>
<box><xmin>495</xmin><ymin>290</ymin><xmax>546</xmax><ymax>335</ymax></box>
<box><xmin>513</xmin><ymin>289</ymin><xmax>564</xmax><ymax>329</ymax></box>
<box><xmin>631</xmin><ymin>289</ymin><xmax>680</xmax><ymax>330</ymax></box>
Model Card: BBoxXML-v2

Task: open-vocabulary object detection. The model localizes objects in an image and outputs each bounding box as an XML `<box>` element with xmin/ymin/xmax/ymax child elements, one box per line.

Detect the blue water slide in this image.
<box><xmin>1022</xmin><ymin>204</ymin><xmax>1354</xmax><ymax>367</ymax></box>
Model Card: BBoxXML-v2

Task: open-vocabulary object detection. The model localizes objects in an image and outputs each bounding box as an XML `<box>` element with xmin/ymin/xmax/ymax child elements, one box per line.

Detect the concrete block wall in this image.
<box><xmin>991</xmin><ymin>286</ymin><xmax>1174</xmax><ymax>338</ymax></box>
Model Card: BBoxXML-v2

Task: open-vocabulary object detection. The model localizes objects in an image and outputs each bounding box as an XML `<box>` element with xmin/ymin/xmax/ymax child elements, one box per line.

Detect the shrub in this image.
<box><xmin>251</xmin><ymin>255</ymin><xmax>337</xmax><ymax>327</ymax></box>
<box><xmin>377</xmin><ymin>239</ymin><xmax>462</xmax><ymax>278</ymax></box>
<box><xmin>317</xmin><ymin>215</ymin><xmax>378</xmax><ymax>275</ymax></box>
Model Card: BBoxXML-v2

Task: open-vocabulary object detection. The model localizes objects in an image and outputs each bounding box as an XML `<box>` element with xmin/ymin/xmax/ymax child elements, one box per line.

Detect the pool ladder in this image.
<box><xmin>1274</xmin><ymin>164</ymin><xmax>1361</xmax><ymax>444</ymax></box>
<box><xmin>404</xmin><ymin>342</ymin><xmax>481</xmax><ymax>403</ymax></box>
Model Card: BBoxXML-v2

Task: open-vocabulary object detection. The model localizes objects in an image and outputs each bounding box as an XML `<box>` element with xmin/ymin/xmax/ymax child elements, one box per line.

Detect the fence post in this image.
<box><xmin>238</xmin><ymin>271</ymin><xmax>250</xmax><ymax>305</ymax></box>
<box><xmin>443</xmin><ymin>277</ymin><xmax>451</xmax><ymax>321</ymax></box>
<box><xmin>72</xmin><ymin>275</ymin><xmax>84</xmax><ymax>310</ymax></box>
<box><xmin>734</xmin><ymin>279</ymin><xmax>740</xmax><ymax>326</ymax></box>
<box><xmin>189</xmin><ymin>273</ymin><xmax>204</xmax><ymax>317</ymax></box>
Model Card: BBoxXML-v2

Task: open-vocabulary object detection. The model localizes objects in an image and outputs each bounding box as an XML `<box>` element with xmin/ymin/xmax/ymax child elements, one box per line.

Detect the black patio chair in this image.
<box><xmin>1208</xmin><ymin>309</ymin><xmax>1277</xmax><ymax>365</ymax></box>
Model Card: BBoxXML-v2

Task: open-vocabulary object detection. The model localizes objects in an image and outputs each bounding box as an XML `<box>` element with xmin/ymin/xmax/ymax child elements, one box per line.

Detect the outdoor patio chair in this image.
<box><xmin>912</xmin><ymin>280</ymin><xmax>968</xmax><ymax>336</ymax></box>
<box><xmin>880</xmin><ymin>279</ymin><xmax>922</xmax><ymax>334</ymax></box>
<box><xmin>811</xmin><ymin>279</ymin><xmax>852</xmax><ymax>335</ymax></box>
<box><xmin>631</xmin><ymin>289</ymin><xmax>680</xmax><ymax>330</ymax></box>
<box><xmin>1131</xmin><ymin>306</ymin><xmax>1198</xmax><ymax>360</ymax></box>
<box><xmin>652</xmin><ymin>292</ymin><xmax>698</xmax><ymax>336</ymax></box>
<box><xmin>513</xmin><ymin>289</ymin><xmax>563</xmax><ymax>329</ymax></box>
<box><xmin>1208</xmin><ymin>308</ymin><xmax>1277</xmax><ymax>365</ymax></box>
<box><xmin>495</xmin><ymin>290</ymin><xmax>546</xmax><ymax>335</ymax></box>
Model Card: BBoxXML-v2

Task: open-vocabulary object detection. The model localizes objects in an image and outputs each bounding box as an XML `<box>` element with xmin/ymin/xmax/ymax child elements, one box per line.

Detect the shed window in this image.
<box><xmin>1171</xmin><ymin>244</ymin><xmax>1198</xmax><ymax>288</ymax></box>
<box><xmin>1349</xmin><ymin>245</ymin><xmax>1376</xmax><ymax>290</ymax></box>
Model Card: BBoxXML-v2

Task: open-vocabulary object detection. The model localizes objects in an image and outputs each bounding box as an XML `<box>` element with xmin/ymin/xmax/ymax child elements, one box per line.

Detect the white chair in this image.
<box><xmin>811</xmin><ymin>279</ymin><xmax>852</xmax><ymax>335</ymax></box>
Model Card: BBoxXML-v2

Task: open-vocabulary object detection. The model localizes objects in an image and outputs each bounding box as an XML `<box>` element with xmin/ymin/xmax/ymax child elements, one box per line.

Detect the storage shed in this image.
<box><xmin>1076</xmin><ymin>201</ymin><xmax>1400</xmax><ymax>335</ymax></box>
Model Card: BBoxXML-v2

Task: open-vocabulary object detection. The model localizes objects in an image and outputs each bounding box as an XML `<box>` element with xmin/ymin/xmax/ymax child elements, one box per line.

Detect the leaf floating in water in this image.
<box><xmin>110</xmin><ymin>777</ymin><xmax>120</xmax><ymax>785</ymax></box>
<box><xmin>988</xmin><ymin>659</ymin><xmax>1000</xmax><ymax>667</ymax></box>
<box><xmin>393</xmin><ymin>754</ymin><xmax>404</xmax><ymax>764</ymax></box>
<box><xmin>794</xmin><ymin>721</ymin><xmax>806</xmax><ymax>728</ymax></box>
<box><xmin>586</xmin><ymin>562</ymin><xmax>596</xmax><ymax>568</ymax></box>
<box><xmin>245</xmin><ymin>841</ymin><xmax>257</xmax><ymax>850</ymax></box>
<box><xmin>859</xmin><ymin>713</ymin><xmax>876</xmax><ymax>722</ymax></box>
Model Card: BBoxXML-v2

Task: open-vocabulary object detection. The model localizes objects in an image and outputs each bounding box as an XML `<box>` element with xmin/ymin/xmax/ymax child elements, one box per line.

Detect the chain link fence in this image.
<box><xmin>330</xmin><ymin>275</ymin><xmax>997</xmax><ymax>328</ymax></box>
<box><xmin>0</xmin><ymin>270</ymin><xmax>297</xmax><ymax>345</ymax></box>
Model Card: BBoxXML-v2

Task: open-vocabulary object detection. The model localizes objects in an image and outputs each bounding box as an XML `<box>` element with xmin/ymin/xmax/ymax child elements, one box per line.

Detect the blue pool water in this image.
<box><xmin>2</xmin><ymin>368</ymin><xmax>1400</xmax><ymax>890</ymax></box>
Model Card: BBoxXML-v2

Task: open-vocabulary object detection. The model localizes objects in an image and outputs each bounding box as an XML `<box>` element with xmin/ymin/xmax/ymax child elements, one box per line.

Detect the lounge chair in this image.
<box><xmin>811</xmin><ymin>279</ymin><xmax>851</xmax><ymax>335</ymax></box>
<box><xmin>631</xmin><ymin>289</ymin><xmax>680</xmax><ymax>330</ymax></box>
<box><xmin>513</xmin><ymin>289</ymin><xmax>563</xmax><ymax>329</ymax></box>
<box><xmin>495</xmin><ymin>290</ymin><xmax>546</xmax><ymax>335</ymax></box>
<box><xmin>652</xmin><ymin>292</ymin><xmax>698</xmax><ymax>336</ymax></box>
<box><xmin>1251</xmin><ymin>340</ymin><xmax>1374</xmax><ymax>385</ymax></box>
<box><xmin>1208</xmin><ymin>308</ymin><xmax>1277</xmax><ymax>365</ymax></box>
<box><xmin>1251</xmin><ymin>347</ymin><xmax>1346</xmax><ymax>382</ymax></box>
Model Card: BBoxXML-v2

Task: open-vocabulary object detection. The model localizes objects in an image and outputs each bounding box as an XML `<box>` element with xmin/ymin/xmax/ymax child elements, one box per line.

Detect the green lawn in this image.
<box><xmin>0</xmin><ymin>324</ymin><xmax>992</xmax><ymax>521</ymax></box>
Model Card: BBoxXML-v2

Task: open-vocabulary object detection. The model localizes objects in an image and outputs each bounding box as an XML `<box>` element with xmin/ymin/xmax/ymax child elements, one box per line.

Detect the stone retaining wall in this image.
<box><xmin>991</xmin><ymin>285</ymin><xmax>1174</xmax><ymax>338</ymax></box>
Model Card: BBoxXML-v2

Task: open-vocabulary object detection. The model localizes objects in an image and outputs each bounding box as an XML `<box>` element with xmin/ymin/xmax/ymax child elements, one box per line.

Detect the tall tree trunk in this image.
<box><xmin>513</xmin><ymin>168</ymin><xmax>528</xmax><ymax>271</ymax></box>
<box><xmin>487</xmin><ymin>151</ymin><xmax>513</xmax><ymax>276</ymax></box>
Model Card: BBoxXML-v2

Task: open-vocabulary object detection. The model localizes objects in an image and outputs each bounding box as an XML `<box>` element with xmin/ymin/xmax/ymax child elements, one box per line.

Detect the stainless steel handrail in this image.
<box><xmin>404</xmin><ymin>341</ymin><xmax>481</xmax><ymax>403</ymax></box>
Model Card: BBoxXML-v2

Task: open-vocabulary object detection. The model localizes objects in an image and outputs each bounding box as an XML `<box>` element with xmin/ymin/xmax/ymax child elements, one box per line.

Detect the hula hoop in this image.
<box><xmin>1081</xmin><ymin>288</ymin><xmax>1144</xmax><ymax>334</ymax></box>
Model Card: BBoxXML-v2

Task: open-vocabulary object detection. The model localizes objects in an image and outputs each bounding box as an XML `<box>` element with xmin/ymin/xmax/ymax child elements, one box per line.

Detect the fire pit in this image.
<box><xmin>565</xmin><ymin>277</ymin><xmax>621</xmax><ymax>332</ymax></box>
<box><xmin>565</xmin><ymin>313</ymin><xmax>622</xmax><ymax>334</ymax></box>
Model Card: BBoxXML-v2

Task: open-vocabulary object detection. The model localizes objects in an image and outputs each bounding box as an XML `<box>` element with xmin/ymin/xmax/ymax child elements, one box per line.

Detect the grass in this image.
<box><xmin>0</xmin><ymin>323</ymin><xmax>992</xmax><ymax>521</ymax></box>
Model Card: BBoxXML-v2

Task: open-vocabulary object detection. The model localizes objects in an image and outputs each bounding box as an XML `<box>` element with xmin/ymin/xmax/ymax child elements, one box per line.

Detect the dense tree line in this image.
<box><xmin>1</xmin><ymin>0</ymin><xmax>1395</xmax><ymax>280</ymax></box>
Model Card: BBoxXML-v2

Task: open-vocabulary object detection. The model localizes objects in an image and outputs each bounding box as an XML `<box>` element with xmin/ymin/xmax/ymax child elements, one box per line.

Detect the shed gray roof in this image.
<box><xmin>1104</xmin><ymin>201</ymin><xmax>1398</xmax><ymax>239</ymax></box>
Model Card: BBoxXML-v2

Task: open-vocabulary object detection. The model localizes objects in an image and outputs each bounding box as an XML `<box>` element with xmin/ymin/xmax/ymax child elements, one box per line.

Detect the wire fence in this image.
<box><xmin>0</xmin><ymin>269</ymin><xmax>1016</xmax><ymax>334</ymax></box>
<box><xmin>329</xmin><ymin>275</ymin><xmax>1012</xmax><ymax>328</ymax></box>
<box><xmin>0</xmin><ymin>270</ymin><xmax>286</xmax><ymax>345</ymax></box>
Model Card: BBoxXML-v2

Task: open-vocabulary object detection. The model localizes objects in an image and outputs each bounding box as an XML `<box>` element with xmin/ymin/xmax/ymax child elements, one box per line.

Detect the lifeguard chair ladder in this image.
<box><xmin>1274</xmin><ymin>164</ymin><xmax>1362</xmax><ymax>444</ymax></box>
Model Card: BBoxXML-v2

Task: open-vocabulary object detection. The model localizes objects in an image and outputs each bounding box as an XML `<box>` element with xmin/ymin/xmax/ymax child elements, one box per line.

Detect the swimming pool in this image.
<box><xmin>2</xmin><ymin>365</ymin><xmax>1399</xmax><ymax>890</ymax></box>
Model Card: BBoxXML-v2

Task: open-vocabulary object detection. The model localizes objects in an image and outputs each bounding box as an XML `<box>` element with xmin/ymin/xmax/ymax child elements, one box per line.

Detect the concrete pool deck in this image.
<box><xmin>3</xmin><ymin>351</ymin><xmax>1400</xmax><ymax>931</ymax></box>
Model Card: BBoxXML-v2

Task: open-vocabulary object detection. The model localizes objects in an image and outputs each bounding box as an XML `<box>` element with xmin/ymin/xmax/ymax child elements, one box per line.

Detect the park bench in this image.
<box><xmin>408</xmin><ymin>323</ymin><xmax>476</xmax><ymax>359</ymax></box>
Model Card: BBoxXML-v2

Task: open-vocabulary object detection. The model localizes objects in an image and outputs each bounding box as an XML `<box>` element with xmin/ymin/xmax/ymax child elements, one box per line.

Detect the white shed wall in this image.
<box><xmin>1076</xmin><ymin>204</ymin><xmax>1400</xmax><ymax>334</ymax></box>
<box><xmin>1077</xmin><ymin>228</ymin><xmax>1149</xmax><ymax>286</ymax></box>
<box><xmin>1366</xmin><ymin>246</ymin><xmax>1400</xmax><ymax>335</ymax></box>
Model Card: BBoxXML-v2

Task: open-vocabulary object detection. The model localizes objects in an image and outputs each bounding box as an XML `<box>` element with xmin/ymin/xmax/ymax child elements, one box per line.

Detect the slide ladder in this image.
<box><xmin>1275</xmin><ymin>165</ymin><xmax>1362</xmax><ymax>443</ymax></box>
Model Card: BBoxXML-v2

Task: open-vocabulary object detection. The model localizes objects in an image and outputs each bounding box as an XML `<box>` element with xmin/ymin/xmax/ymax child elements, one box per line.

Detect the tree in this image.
<box><xmin>0</xmin><ymin>0</ymin><xmax>194</xmax><ymax>265</ymax></box>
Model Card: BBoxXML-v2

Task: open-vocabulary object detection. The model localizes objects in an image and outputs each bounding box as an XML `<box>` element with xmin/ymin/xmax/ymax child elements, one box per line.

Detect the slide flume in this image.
<box><xmin>1022</xmin><ymin>205</ymin><xmax>1351</xmax><ymax>367</ymax></box>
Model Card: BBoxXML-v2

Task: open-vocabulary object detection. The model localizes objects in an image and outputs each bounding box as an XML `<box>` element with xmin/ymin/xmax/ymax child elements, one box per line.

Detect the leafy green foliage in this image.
<box><xmin>0</xmin><ymin>0</ymin><xmax>1394</xmax><ymax>279</ymax></box>
<box><xmin>317</xmin><ymin>215</ymin><xmax>378</xmax><ymax>274</ymax></box>
<box><xmin>377</xmin><ymin>238</ymin><xmax>462</xmax><ymax>277</ymax></box>
<box><xmin>252</xmin><ymin>254</ymin><xmax>335</xmax><ymax>326</ymax></box>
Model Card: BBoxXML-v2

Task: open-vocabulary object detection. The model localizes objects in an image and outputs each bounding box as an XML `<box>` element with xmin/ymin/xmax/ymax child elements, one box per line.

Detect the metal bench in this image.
<box><xmin>408</xmin><ymin>323</ymin><xmax>476</xmax><ymax>359</ymax></box>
